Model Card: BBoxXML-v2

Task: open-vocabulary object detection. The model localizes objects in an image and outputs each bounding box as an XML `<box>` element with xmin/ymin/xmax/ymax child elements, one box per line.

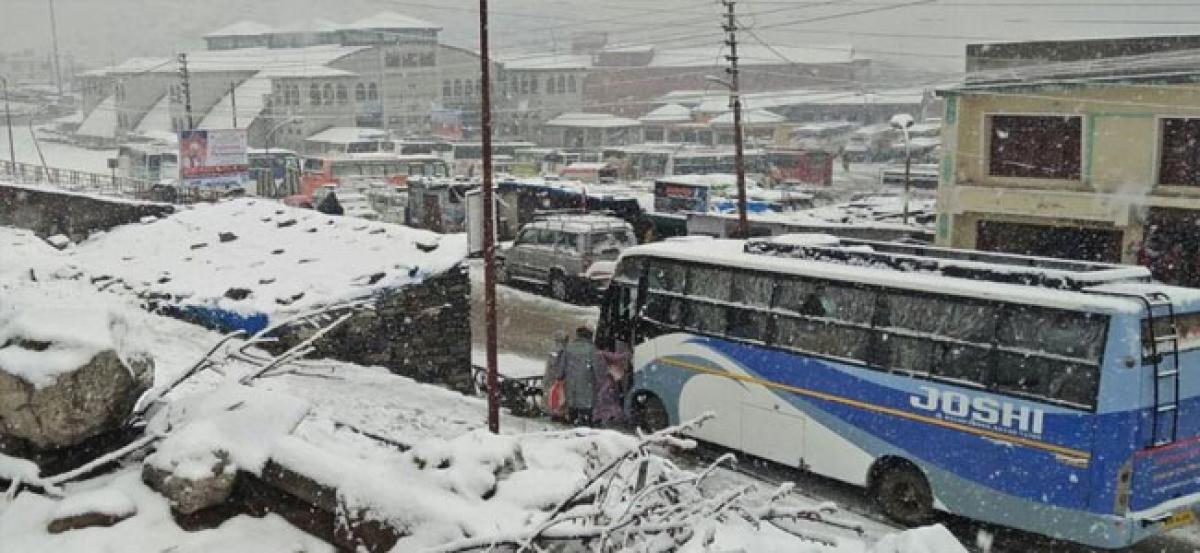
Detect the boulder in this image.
<box><xmin>0</xmin><ymin>349</ymin><xmax>148</xmax><ymax>450</ymax></box>
<box><xmin>142</xmin><ymin>450</ymin><xmax>237</xmax><ymax>515</ymax></box>
<box><xmin>47</xmin><ymin>488</ymin><xmax>137</xmax><ymax>534</ymax></box>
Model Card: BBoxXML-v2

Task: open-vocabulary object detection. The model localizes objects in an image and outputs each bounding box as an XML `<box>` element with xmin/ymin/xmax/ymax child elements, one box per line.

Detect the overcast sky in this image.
<box><xmin>4</xmin><ymin>0</ymin><xmax>1200</xmax><ymax>75</ymax></box>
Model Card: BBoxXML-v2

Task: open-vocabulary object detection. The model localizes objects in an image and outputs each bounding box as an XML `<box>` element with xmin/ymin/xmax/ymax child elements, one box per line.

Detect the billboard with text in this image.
<box><xmin>179</xmin><ymin>129</ymin><xmax>248</xmax><ymax>188</ymax></box>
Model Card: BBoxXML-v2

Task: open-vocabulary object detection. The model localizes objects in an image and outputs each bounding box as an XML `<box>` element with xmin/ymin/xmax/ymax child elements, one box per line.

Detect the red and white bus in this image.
<box><xmin>295</xmin><ymin>153</ymin><xmax>450</xmax><ymax>204</ymax></box>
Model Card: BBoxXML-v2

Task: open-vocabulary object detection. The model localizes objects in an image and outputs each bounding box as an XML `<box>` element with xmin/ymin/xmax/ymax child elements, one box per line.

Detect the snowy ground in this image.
<box><xmin>0</xmin><ymin>128</ymin><xmax>116</xmax><ymax>173</ymax></box>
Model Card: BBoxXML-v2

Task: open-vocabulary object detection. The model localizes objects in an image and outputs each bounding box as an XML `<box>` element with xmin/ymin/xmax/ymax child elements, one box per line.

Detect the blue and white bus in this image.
<box><xmin>596</xmin><ymin>234</ymin><xmax>1200</xmax><ymax>549</ymax></box>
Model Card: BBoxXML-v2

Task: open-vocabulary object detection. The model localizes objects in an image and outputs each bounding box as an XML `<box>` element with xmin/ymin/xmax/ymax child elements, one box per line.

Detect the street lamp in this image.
<box><xmin>705</xmin><ymin>74</ymin><xmax>748</xmax><ymax>238</ymax></box>
<box><xmin>1</xmin><ymin>76</ymin><xmax>15</xmax><ymax>177</ymax></box>
<box><xmin>890</xmin><ymin>113</ymin><xmax>915</xmax><ymax>225</ymax></box>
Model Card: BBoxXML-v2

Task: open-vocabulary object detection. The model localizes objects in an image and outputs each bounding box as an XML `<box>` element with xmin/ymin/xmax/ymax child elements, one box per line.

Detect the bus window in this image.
<box><xmin>731</xmin><ymin>272</ymin><xmax>773</xmax><ymax>307</ymax></box>
<box><xmin>881</xmin><ymin>293</ymin><xmax>998</xmax><ymax>383</ymax></box>
<box><xmin>994</xmin><ymin>306</ymin><xmax>1105</xmax><ymax>407</ymax></box>
<box><xmin>614</xmin><ymin>257</ymin><xmax>643</xmax><ymax>285</ymax></box>
<box><xmin>647</xmin><ymin>262</ymin><xmax>687</xmax><ymax>293</ymax></box>
<box><xmin>303</xmin><ymin>158</ymin><xmax>324</xmax><ymax>173</ymax></box>
<box><xmin>772</xmin><ymin>279</ymin><xmax>876</xmax><ymax>362</ymax></box>
<box><xmin>683</xmin><ymin>266</ymin><xmax>732</xmax><ymax>333</ymax></box>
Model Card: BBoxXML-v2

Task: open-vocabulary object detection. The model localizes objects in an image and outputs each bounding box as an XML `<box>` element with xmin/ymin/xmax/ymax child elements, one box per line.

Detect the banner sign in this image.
<box><xmin>179</xmin><ymin>129</ymin><xmax>248</xmax><ymax>188</ymax></box>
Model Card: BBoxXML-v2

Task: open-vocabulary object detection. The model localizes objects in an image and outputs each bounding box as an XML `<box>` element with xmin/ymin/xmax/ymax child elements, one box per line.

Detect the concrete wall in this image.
<box><xmin>0</xmin><ymin>184</ymin><xmax>174</xmax><ymax>241</ymax></box>
<box><xmin>936</xmin><ymin>83</ymin><xmax>1200</xmax><ymax>264</ymax></box>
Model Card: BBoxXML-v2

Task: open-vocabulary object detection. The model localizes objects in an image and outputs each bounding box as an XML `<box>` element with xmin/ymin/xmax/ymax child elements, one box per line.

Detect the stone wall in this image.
<box><xmin>302</xmin><ymin>264</ymin><xmax>473</xmax><ymax>392</ymax></box>
<box><xmin>0</xmin><ymin>184</ymin><xmax>174</xmax><ymax>241</ymax></box>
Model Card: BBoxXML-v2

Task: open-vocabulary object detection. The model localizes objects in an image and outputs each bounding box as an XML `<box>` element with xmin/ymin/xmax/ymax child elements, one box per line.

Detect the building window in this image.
<box><xmin>355</xmin><ymin>83</ymin><xmax>366</xmax><ymax>102</ymax></box>
<box><xmin>530</xmin><ymin>76</ymin><xmax>539</xmax><ymax>94</ymax></box>
<box><xmin>443</xmin><ymin>80</ymin><xmax>452</xmax><ymax>98</ymax></box>
<box><xmin>1159</xmin><ymin>118</ymin><xmax>1200</xmax><ymax>186</ymax></box>
<box><xmin>310</xmin><ymin>84</ymin><xmax>321</xmax><ymax>106</ymax></box>
<box><xmin>367</xmin><ymin>82</ymin><xmax>378</xmax><ymax>101</ymax></box>
<box><xmin>520</xmin><ymin>77</ymin><xmax>529</xmax><ymax>95</ymax></box>
<box><xmin>322</xmin><ymin>83</ymin><xmax>334</xmax><ymax>105</ymax></box>
<box><xmin>557</xmin><ymin>74</ymin><xmax>566</xmax><ymax>94</ymax></box>
<box><xmin>336</xmin><ymin>84</ymin><xmax>348</xmax><ymax>104</ymax></box>
<box><xmin>289</xmin><ymin>85</ymin><xmax>300</xmax><ymax>105</ymax></box>
<box><xmin>454</xmin><ymin>79</ymin><xmax>463</xmax><ymax>97</ymax></box>
<box><xmin>568</xmin><ymin>75</ymin><xmax>577</xmax><ymax>93</ymax></box>
<box><xmin>988</xmin><ymin>114</ymin><xmax>1082</xmax><ymax>180</ymax></box>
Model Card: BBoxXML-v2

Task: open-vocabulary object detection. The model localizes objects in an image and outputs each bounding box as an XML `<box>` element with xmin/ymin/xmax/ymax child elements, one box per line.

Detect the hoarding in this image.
<box><xmin>179</xmin><ymin>129</ymin><xmax>248</xmax><ymax>188</ymax></box>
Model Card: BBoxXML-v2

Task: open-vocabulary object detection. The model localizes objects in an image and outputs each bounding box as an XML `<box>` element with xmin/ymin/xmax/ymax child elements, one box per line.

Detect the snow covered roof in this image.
<box><xmin>343</xmin><ymin>11</ymin><xmax>441</xmax><ymax>31</ymax></box>
<box><xmin>134</xmin><ymin>93</ymin><xmax>173</xmax><ymax>136</ymax></box>
<box><xmin>497</xmin><ymin>52</ymin><xmax>591</xmax><ymax>71</ymax></box>
<box><xmin>695</xmin><ymin>87</ymin><xmax>930</xmax><ymax>115</ymax></box>
<box><xmin>621</xmin><ymin>239</ymin><xmax>1152</xmax><ymax>314</ymax></box>
<box><xmin>639</xmin><ymin>103</ymin><xmax>692</xmax><ymax>124</ymax></box>
<box><xmin>709</xmin><ymin>109</ymin><xmax>785</xmax><ymax>127</ymax></box>
<box><xmin>204</xmin><ymin>21</ymin><xmax>275</xmax><ymax>38</ymax></box>
<box><xmin>198</xmin><ymin>77</ymin><xmax>273</xmax><ymax>131</ymax></box>
<box><xmin>86</xmin><ymin>45</ymin><xmax>367</xmax><ymax>76</ymax></box>
<box><xmin>641</xmin><ymin>44</ymin><xmax>859</xmax><ymax>69</ymax></box>
<box><xmin>256</xmin><ymin>66</ymin><xmax>356</xmax><ymax>78</ymax></box>
<box><xmin>76</xmin><ymin>96</ymin><xmax>118</xmax><ymax>139</ymax></box>
<box><xmin>305</xmin><ymin>127</ymin><xmax>390</xmax><ymax>144</ymax></box>
<box><xmin>544</xmin><ymin>113</ymin><xmax>641</xmax><ymax>128</ymax></box>
<box><xmin>67</xmin><ymin>199</ymin><xmax>467</xmax><ymax>318</ymax></box>
<box><xmin>273</xmin><ymin>19</ymin><xmax>343</xmax><ymax>34</ymax></box>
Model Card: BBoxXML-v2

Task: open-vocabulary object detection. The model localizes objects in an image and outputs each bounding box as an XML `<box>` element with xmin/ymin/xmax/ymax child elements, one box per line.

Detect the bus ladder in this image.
<box><xmin>1084</xmin><ymin>290</ymin><xmax>1182</xmax><ymax>447</ymax></box>
<box><xmin>1144</xmin><ymin>292</ymin><xmax>1182</xmax><ymax>447</ymax></box>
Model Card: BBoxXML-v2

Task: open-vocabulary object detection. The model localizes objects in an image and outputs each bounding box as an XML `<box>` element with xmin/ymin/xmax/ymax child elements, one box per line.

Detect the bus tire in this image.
<box><xmin>632</xmin><ymin>392</ymin><xmax>669</xmax><ymax>433</ymax></box>
<box><xmin>548</xmin><ymin>272</ymin><xmax>570</xmax><ymax>302</ymax></box>
<box><xmin>873</xmin><ymin>461</ymin><xmax>934</xmax><ymax>526</ymax></box>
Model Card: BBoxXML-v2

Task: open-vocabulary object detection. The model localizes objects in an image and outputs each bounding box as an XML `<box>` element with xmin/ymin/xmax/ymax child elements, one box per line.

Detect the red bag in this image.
<box><xmin>547</xmin><ymin>379</ymin><xmax>566</xmax><ymax>418</ymax></box>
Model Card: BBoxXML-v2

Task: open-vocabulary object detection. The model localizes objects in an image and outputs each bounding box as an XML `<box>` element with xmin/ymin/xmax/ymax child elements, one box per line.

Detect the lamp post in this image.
<box><xmin>890</xmin><ymin>113</ymin><xmax>914</xmax><ymax>225</ymax></box>
<box><xmin>706</xmin><ymin>75</ymin><xmax>747</xmax><ymax>238</ymax></box>
<box><xmin>2</xmin><ymin>76</ymin><xmax>15</xmax><ymax>177</ymax></box>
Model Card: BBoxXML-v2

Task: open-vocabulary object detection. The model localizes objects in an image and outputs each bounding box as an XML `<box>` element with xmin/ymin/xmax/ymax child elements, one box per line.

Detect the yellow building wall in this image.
<box><xmin>939</xmin><ymin>82</ymin><xmax>1200</xmax><ymax>262</ymax></box>
<box><xmin>951</xmin><ymin>84</ymin><xmax>1200</xmax><ymax>194</ymax></box>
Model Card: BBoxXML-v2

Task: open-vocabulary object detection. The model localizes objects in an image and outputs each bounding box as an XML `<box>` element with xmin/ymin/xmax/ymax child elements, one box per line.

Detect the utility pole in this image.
<box><xmin>2</xmin><ymin>77</ymin><xmax>15</xmax><ymax>177</ymax></box>
<box><xmin>48</xmin><ymin>0</ymin><xmax>63</xmax><ymax>96</ymax></box>
<box><xmin>478</xmin><ymin>0</ymin><xmax>500</xmax><ymax>433</ymax></box>
<box><xmin>722</xmin><ymin>0</ymin><xmax>749</xmax><ymax>238</ymax></box>
<box><xmin>230</xmin><ymin>82</ymin><xmax>238</xmax><ymax>128</ymax></box>
<box><xmin>178</xmin><ymin>54</ymin><xmax>193</xmax><ymax>130</ymax></box>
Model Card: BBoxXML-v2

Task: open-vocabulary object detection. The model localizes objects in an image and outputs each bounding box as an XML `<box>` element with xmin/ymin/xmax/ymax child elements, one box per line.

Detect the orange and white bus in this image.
<box><xmin>296</xmin><ymin>153</ymin><xmax>450</xmax><ymax>203</ymax></box>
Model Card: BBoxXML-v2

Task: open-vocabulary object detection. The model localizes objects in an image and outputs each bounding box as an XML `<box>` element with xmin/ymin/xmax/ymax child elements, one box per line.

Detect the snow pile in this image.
<box><xmin>0</xmin><ymin>279</ymin><xmax>150</xmax><ymax>388</ymax></box>
<box><xmin>50</xmin><ymin>487</ymin><xmax>137</xmax><ymax>521</ymax></box>
<box><xmin>147</xmin><ymin>383</ymin><xmax>310</xmax><ymax>476</ymax></box>
<box><xmin>68</xmin><ymin>198</ymin><xmax>468</xmax><ymax>317</ymax></box>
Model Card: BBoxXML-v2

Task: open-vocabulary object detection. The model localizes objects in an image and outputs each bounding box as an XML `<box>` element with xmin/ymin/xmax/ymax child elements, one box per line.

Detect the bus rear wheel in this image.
<box><xmin>632</xmin><ymin>393</ymin><xmax>669</xmax><ymax>433</ymax></box>
<box><xmin>875</xmin><ymin>464</ymin><xmax>934</xmax><ymax>526</ymax></box>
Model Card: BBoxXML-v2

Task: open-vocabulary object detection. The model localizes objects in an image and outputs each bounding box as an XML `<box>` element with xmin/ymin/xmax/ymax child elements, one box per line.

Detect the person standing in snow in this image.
<box><xmin>594</xmin><ymin>339</ymin><xmax>630</xmax><ymax>427</ymax></box>
<box><xmin>557</xmin><ymin>326</ymin><xmax>606</xmax><ymax>427</ymax></box>
<box><xmin>542</xmin><ymin>331</ymin><xmax>569</xmax><ymax>420</ymax></box>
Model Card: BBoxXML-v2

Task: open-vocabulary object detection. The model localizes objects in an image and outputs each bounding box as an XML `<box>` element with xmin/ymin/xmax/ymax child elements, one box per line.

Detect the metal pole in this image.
<box><xmin>230</xmin><ymin>82</ymin><xmax>238</xmax><ymax>128</ymax></box>
<box><xmin>479</xmin><ymin>0</ymin><xmax>500</xmax><ymax>433</ymax></box>
<box><xmin>2</xmin><ymin>77</ymin><xmax>15</xmax><ymax>177</ymax></box>
<box><xmin>723</xmin><ymin>0</ymin><xmax>748</xmax><ymax>238</ymax></box>
<box><xmin>179</xmin><ymin>54</ymin><xmax>193</xmax><ymax>130</ymax></box>
<box><xmin>902</xmin><ymin>129</ymin><xmax>910</xmax><ymax>225</ymax></box>
<box><xmin>48</xmin><ymin>0</ymin><xmax>63</xmax><ymax>96</ymax></box>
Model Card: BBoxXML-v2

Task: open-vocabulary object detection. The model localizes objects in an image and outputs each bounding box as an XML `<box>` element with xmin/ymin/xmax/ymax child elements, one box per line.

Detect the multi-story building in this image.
<box><xmin>936</xmin><ymin>36</ymin><xmax>1200</xmax><ymax>287</ymax></box>
<box><xmin>74</xmin><ymin>12</ymin><xmax>587</xmax><ymax>148</ymax></box>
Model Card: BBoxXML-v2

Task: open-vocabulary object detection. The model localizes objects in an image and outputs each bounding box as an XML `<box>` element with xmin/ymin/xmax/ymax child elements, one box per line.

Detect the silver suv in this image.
<box><xmin>498</xmin><ymin>215</ymin><xmax>635</xmax><ymax>301</ymax></box>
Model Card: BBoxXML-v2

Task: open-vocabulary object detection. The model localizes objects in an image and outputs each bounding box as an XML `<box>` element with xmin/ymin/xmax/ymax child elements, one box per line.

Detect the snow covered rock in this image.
<box><xmin>0</xmin><ymin>281</ymin><xmax>155</xmax><ymax>451</ymax></box>
<box><xmin>0</xmin><ymin>348</ymin><xmax>144</xmax><ymax>449</ymax></box>
<box><xmin>142</xmin><ymin>449</ymin><xmax>237</xmax><ymax>515</ymax></box>
<box><xmin>47</xmin><ymin>487</ymin><xmax>137</xmax><ymax>533</ymax></box>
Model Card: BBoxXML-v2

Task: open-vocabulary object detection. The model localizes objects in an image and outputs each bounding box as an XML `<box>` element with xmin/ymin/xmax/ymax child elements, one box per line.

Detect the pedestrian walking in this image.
<box><xmin>557</xmin><ymin>326</ymin><xmax>605</xmax><ymax>427</ymax></box>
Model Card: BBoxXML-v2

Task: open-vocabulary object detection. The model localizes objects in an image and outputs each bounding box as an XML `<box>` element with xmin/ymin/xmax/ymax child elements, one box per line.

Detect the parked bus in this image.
<box><xmin>116</xmin><ymin>142</ymin><xmax>178</xmax><ymax>184</ymax></box>
<box><xmin>298</xmin><ymin>153</ymin><xmax>449</xmax><ymax>201</ymax></box>
<box><xmin>598</xmin><ymin>235</ymin><xmax>1200</xmax><ymax>549</ymax></box>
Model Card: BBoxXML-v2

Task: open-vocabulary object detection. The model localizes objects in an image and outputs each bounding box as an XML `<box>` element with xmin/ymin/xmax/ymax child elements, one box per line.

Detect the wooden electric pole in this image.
<box><xmin>48</xmin><ymin>0</ymin><xmax>63</xmax><ymax>96</ymax></box>
<box><xmin>178</xmin><ymin>54</ymin><xmax>193</xmax><ymax>130</ymax></box>
<box><xmin>478</xmin><ymin>0</ymin><xmax>500</xmax><ymax>433</ymax></box>
<box><xmin>723</xmin><ymin>0</ymin><xmax>749</xmax><ymax>238</ymax></box>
